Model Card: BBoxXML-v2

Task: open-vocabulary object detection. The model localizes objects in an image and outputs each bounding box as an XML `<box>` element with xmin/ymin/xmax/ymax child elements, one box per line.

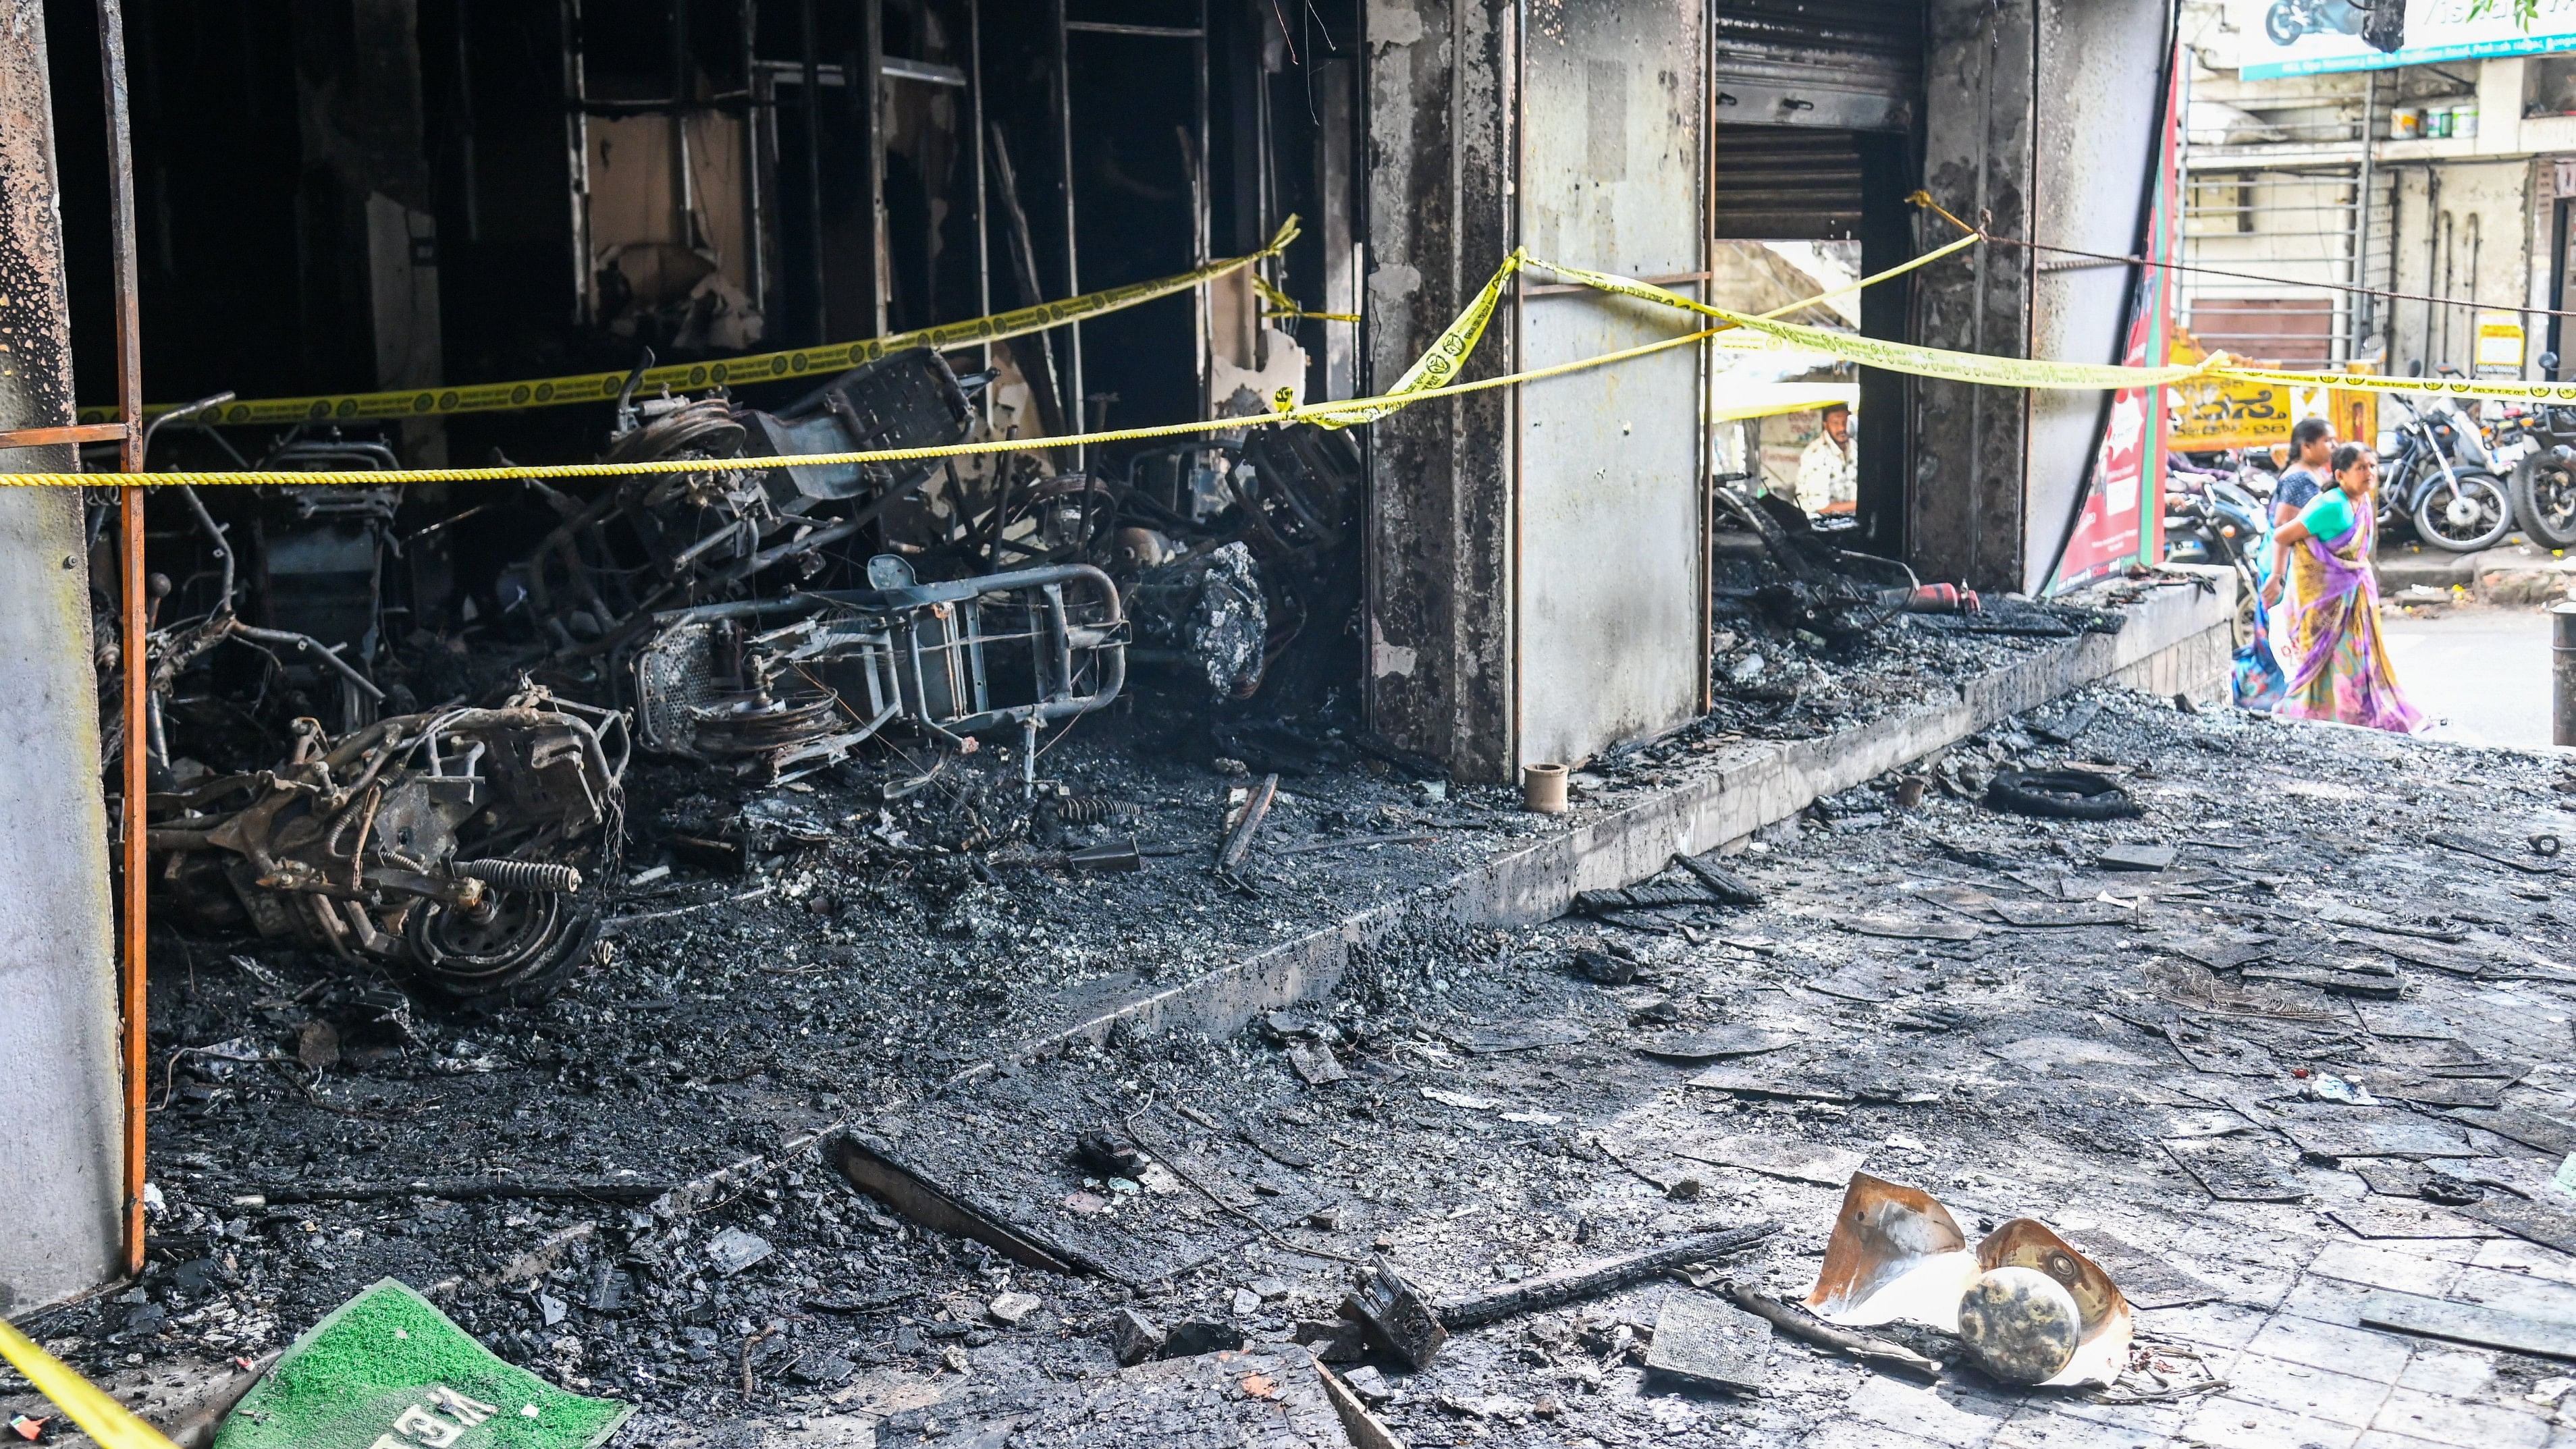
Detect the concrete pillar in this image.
<box><xmin>1361</xmin><ymin>0</ymin><xmax>1518</xmax><ymax>782</ymax></box>
<box><xmin>1912</xmin><ymin>0</ymin><xmax>2037</xmax><ymax>593</ymax></box>
<box><xmin>0</xmin><ymin>0</ymin><xmax>130</xmax><ymax>1313</ymax></box>
<box><xmin>1915</xmin><ymin>0</ymin><xmax>2170</xmax><ymax>594</ymax></box>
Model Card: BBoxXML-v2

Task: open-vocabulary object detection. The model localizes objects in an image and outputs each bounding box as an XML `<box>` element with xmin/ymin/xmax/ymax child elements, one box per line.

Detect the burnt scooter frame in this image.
<box><xmin>628</xmin><ymin>559</ymin><xmax>1127</xmax><ymax>788</ymax></box>
<box><xmin>146</xmin><ymin>687</ymin><xmax>628</xmax><ymax>1004</ymax></box>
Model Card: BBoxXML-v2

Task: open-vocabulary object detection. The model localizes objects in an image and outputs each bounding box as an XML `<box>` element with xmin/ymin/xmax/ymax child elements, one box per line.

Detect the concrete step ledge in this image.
<box><xmin>955</xmin><ymin>571</ymin><xmax>2234</xmax><ymax>1086</ymax></box>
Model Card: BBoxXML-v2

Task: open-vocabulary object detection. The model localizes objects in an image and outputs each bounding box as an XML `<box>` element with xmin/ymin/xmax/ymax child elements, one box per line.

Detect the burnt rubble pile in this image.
<box><xmin>23</xmin><ymin>686</ymin><xmax>2576</xmax><ymax>1449</ymax></box>
<box><xmin>1698</xmin><ymin>483</ymin><xmax>2146</xmax><ymax>744</ymax></box>
<box><xmin>107</xmin><ymin>347</ymin><xmax>1366</xmax><ymax>1003</ymax></box>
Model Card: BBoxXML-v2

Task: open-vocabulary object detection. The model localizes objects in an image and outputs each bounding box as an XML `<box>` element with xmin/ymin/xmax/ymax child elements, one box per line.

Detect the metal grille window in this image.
<box><xmin>1712</xmin><ymin>0</ymin><xmax>1923</xmax><ymax>133</ymax></box>
<box><xmin>2179</xmin><ymin>161</ymin><xmax>2394</xmax><ymax>368</ymax></box>
<box><xmin>2177</xmin><ymin>69</ymin><xmax>2392</xmax><ymax>370</ymax></box>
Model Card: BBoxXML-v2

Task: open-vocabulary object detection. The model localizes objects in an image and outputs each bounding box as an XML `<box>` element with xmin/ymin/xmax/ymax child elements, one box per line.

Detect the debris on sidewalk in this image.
<box><xmin>1804</xmin><ymin>1174</ymin><xmax>2133</xmax><ymax>1388</ymax></box>
<box><xmin>1719</xmin><ymin>1282</ymin><xmax>1943</xmax><ymax>1377</ymax></box>
<box><xmin>1434</xmin><ymin>1221</ymin><xmax>1781</xmax><ymax>1330</ymax></box>
<box><xmin>2359</xmin><ymin>1290</ymin><xmax>2576</xmax><ymax>1361</ymax></box>
<box><xmin>211</xmin><ymin>1279</ymin><xmax>630</xmax><ymax>1449</ymax></box>
<box><xmin>1644</xmin><ymin>1292</ymin><xmax>1773</xmax><ymax>1393</ymax></box>
<box><xmin>1983</xmin><ymin>769</ymin><xmax>2143</xmax><ymax>821</ymax></box>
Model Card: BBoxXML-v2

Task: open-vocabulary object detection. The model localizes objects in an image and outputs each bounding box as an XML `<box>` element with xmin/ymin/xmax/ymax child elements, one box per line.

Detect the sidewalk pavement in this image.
<box><xmin>2377</xmin><ymin>539</ymin><xmax>2576</xmax><ymax>605</ymax></box>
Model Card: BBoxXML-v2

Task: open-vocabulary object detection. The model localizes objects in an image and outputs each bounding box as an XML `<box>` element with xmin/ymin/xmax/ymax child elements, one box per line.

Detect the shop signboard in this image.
<box><xmin>2235</xmin><ymin>0</ymin><xmax>2576</xmax><ymax>80</ymax></box>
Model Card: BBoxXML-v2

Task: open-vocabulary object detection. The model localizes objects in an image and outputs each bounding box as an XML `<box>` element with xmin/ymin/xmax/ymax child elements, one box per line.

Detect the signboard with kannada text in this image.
<box><xmin>2166</xmin><ymin>328</ymin><xmax>2293</xmax><ymax>452</ymax></box>
<box><xmin>2163</xmin><ymin>328</ymin><xmax>2378</xmax><ymax>454</ymax></box>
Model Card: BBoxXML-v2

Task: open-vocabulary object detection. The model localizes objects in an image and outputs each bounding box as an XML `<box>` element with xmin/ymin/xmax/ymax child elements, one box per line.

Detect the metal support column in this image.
<box><xmin>671</xmin><ymin>0</ymin><xmax>700</xmax><ymax>252</ymax></box>
<box><xmin>969</xmin><ymin>0</ymin><xmax>991</xmax><ymax>408</ymax></box>
<box><xmin>562</xmin><ymin>0</ymin><xmax>592</xmax><ymax>323</ymax></box>
<box><xmin>863</xmin><ymin>0</ymin><xmax>886</xmax><ymax>335</ymax></box>
<box><xmin>2355</xmin><ymin>68</ymin><xmax>2378</xmax><ymax>354</ymax></box>
<box><xmin>0</xmin><ymin>0</ymin><xmax>126</xmax><ymax>1309</ymax></box>
<box><xmin>1053</xmin><ymin>0</ymin><xmax>1083</xmax><ymax>460</ymax></box>
<box><xmin>741</xmin><ymin>0</ymin><xmax>765</xmax><ymax>315</ymax></box>
<box><xmin>1193</xmin><ymin>0</ymin><xmax>1209</xmax><ymax>404</ymax></box>
<box><xmin>799</xmin><ymin>0</ymin><xmax>824</xmax><ymax>343</ymax></box>
<box><xmin>97</xmin><ymin>0</ymin><xmax>150</xmax><ymax>1282</ymax></box>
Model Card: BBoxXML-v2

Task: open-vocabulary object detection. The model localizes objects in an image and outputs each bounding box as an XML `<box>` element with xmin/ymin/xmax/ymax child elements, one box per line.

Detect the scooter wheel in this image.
<box><xmin>2413</xmin><ymin>469</ymin><xmax>2515</xmax><ymax>553</ymax></box>
<box><xmin>2513</xmin><ymin>452</ymin><xmax>2576</xmax><ymax>549</ymax></box>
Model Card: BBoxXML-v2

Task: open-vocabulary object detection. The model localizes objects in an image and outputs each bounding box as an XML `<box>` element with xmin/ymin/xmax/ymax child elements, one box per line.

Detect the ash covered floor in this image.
<box><xmin>27</xmin><ymin>605</ymin><xmax>2576</xmax><ymax>1447</ymax></box>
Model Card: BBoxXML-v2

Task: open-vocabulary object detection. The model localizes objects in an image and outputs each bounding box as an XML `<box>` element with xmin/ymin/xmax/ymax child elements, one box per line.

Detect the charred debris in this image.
<box><xmin>106</xmin><ymin>346</ymin><xmax>1361</xmax><ymax>1004</ymax></box>
<box><xmin>101</xmin><ymin>368</ymin><xmax>2094</xmax><ymax>1013</ymax></box>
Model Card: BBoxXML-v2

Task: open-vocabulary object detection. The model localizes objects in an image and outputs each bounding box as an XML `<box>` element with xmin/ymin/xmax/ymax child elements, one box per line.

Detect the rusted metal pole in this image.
<box><xmin>2552</xmin><ymin>601</ymin><xmax>2576</xmax><ymax>747</ymax></box>
<box><xmin>97</xmin><ymin>0</ymin><xmax>149</xmax><ymax>1280</ymax></box>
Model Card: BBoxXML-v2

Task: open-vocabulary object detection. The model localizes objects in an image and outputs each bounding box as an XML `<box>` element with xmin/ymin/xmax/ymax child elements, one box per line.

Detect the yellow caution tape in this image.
<box><xmin>0</xmin><ymin>327</ymin><xmax>1723</xmax><ymax>487</ymax></box>
<box><xmin>1747</xmin><ymin>230</ymin><xmax>1981</xmax><ymax>323</ymax></box>
<box><xmin>77</xmin><ymin>219</ymin><xmax>1303</xmax><ymax>428</ymax></box>
<box><xmin>1249</xmin><ymin>273</ymin><xmax>1360</xmax><ymax>325</ymax></box>
<box><xmin>0</xmin><ymin>227</ymin><xmax>1966</xmax><ymax>484</ymax></box>
<box><xmin>1711</xmin><ymin>390</ymin><xmax>1857</xmax><ymax>425</ymax></box>
<box><xmin>2</xmin><ymin>221</ymin><xmax>2255</xmax><ymax>489</ymax></box>
<box><xmin>2216</xmin><ymin>364</ymin><xmax>2576</xmax><ymax>404</ymax></box>
<box><xmin>1312</xmin><ymin>245</ymin><xmax>1529</xmax><ymax>428</ymax></box>
<box><xmin>1528</xmin><ymin>254</ymin><xmax>2221</xmax><ymax>393</ymax></box>
<box><xmin>0</xmin><ymin>1315</ymin><xmax>182</xmax><ymax>1449</ymax></box>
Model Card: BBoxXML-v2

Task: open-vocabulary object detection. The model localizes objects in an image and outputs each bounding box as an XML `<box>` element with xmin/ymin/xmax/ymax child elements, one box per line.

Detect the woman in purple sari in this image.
<box><xmin>2259</xmin><ymin>443</ymin><xmax>2424</xmax><ymax>733</ymax></box>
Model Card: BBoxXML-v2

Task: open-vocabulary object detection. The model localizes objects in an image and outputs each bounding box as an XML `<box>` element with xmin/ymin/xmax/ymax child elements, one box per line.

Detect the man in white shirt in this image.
<box><xmin>1796</xmin><ymin>404</ymin><xmax>1856</xmax><ymax>516</ymax></box>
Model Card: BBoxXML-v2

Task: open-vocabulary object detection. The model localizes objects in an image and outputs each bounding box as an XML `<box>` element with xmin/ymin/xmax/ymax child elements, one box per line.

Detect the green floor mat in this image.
<box><xmin>212</xmin><ymin>1279</ymin><xmax>632</xmax><ymax>1449</ymax></box>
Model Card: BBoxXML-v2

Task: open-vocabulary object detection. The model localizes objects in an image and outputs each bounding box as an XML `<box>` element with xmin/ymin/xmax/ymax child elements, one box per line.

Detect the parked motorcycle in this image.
<box><xmin>2163</xmin><ymin>455</ymin><xmax>2268</xmax><ymax>642</ymax></box>
<box><xmin>2264</xmin><ymin>0</ymin><xmax>2365</xmax><ymax>45</ymax></box>
<box><xmin>2506</xmin><ymin>350</ymin><xmax>2576</xmax><ymax>549</ymax></box>
<box><xmin>2379</xmin><ymin>375</ymin><xmax>2515</xmax><ymax>553</ymax></box>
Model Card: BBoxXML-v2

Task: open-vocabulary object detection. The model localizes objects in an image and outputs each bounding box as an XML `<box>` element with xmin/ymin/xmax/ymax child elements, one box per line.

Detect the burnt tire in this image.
<box><xmin>1985</xmin><ymin>769</ymin><xmax>2144</xmax><ymax>822</ymax></box>
<box><xmin>403</xmin><ymin>888</ymin><xmax>602</xmax><ymax>1006</ymax></box>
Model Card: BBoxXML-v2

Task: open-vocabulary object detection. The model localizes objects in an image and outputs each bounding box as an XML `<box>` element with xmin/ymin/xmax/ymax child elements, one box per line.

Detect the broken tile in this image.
<box><xmin>1685</xmin><ymin>1066</ymin><xmax>1854</xmax><ymax>1103</ymax></box>
<box><xmin>1634</xmin><ymin>1027</ymin><xmax>1794</xmax><ymax>1063</ymax></box>
<box><xmin>1287</xmin><ymin>1043</ymin><xmax>1349</xmax><ymax>1085</ymax></box>
<box><xmin>1991</xmin><ymin>898</ymin><xmax>2132</xmax><ymax>927</ymax></box>
<box><xmin>2326</xmin><ymin>1203</ymin><xmax>2500</xmax><ymax>1240</ymax></box>
<box><xmin>2099</xmin><ymin>842</ymin><xmax>2178</xmax><ymax>872</ymax></box>
<box><xmin>2063</xmin><ymin>1227</ymin><xmax>2223</xmax><ymax>1310</ymax></box>
<box><xmin>1842</xmin><ymin>916</ymin><xmax>1981</xmax><ymax>942</ymax></box>
<box><xmin>705</xmin><ymin>1227</ymin><xmax>774</xmax><ymax>1276</ymax></box>
<box><xmin>2164</xmin><ymin>1135</ymin><xmax>2304</xmax><ymax>1202</ymax></box>
<box><xmin>2463</xmin><ymin>1194</ymin><xmax>2576</xmax><ymax>1257</ymax></box>
<box><xmin>1672</xmin><ymin>1133</ymin><xmax>1866</xmax><ymax>1187</ymax></box>
<box><xmin>2450</xmin><ymin>1106</ymin><xmax>2576</xmax><ymax>1157</ymax></box>
<box><xmin>1643</xmin><ymin>1291</ymin><xmax>1770</xmax><ymax>1393</ymax></box>
<box><xmin>2278</xmin><ymin>1113</ymin><xmax>2478</xmax><ymax>1161</ymax></box>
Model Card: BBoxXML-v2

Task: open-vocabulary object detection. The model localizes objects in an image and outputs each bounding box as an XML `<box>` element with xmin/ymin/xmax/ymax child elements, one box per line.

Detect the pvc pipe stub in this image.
<box><xmin>1522</xmin><ymin>762</ymin><xmax>1569</xmax><ymax>815</ymax></box>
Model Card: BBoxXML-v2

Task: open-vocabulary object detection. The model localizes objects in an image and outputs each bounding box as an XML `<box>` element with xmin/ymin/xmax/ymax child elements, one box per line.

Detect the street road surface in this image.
<box><xmin>2380</xmin><ymin>605</ymin><xmax>2554</xmax><ymax>749</ymax></box>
